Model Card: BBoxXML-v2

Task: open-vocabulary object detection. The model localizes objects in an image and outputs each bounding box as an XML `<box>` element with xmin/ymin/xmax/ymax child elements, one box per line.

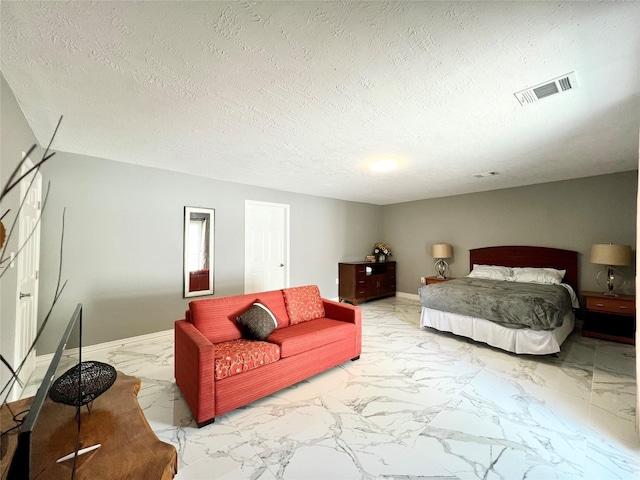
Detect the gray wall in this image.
<box><xmin>3</xmin><ymin>74</ymin><xmax>637</xmax><ymax>356</ymax></box>
<box><xmin>0</xmin><ymin>73</ymin><xmax>42</xmax><ymax>388</ymax></box>
<box><xmin>383</xmin><ymin>172</ymin><xmax>638</xmax><ymax>295</ymax></box>
<box><xmin>36</xmin><ymin>152</ymin><xmax>380</xmax><ymax>353</ymax></box>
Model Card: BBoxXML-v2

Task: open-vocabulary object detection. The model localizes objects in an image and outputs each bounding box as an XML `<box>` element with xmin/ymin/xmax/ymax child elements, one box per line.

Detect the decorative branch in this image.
<box><xmin>0</xmin><ymin>181</ymin><xmax>50</xmax><ymax>275</ymax></box>
<box><xmin>0</xmin><ymin>115</ymin><xmax>62</xmax><ymax>203</ymax></box>
<box><xmin>0</xmin><ymin>144</ymin><xmax>36</xmax><ymax>201</ymax></box>
<box><xmin>0</xmin><ymin>208</ymin><xmax>67</xmax><ymax>403</ymax></box>
<box><xmin>0</xmin><ymin>115</ymin><xmax>66</xmax><ymax>404</ymax></box>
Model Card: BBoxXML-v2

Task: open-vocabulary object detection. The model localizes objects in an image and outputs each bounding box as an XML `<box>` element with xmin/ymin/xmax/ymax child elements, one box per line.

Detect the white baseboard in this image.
<box><xmin>329</xmin><ymin>294</ymin><xmax>418</xmax><ymax>303</ymax></box>
<box><xmin>330</xmin><ymin>293</ymin><xmax>419</xmax><ymax>303</ymax></box>
<box><xmin>36</xmin><ymin>329</ymin><xmax>173</xmax><ymax>367</ymax></box>
<box><xmin>35</xmin><ymin>294</ymin><xmax>419</xmax><ymax>367</ymax></box>
<box><xmin>396</xmin><ymin>291</ymin><xmax>419</xmax><ymax>301</ymax></box>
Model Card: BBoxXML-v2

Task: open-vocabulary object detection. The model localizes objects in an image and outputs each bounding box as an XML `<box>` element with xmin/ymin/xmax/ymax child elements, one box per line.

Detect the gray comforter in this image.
<box><xmin>418</xmin><ymin>277</ymin><xmax>573</xmax><ymax>330</ymax></box>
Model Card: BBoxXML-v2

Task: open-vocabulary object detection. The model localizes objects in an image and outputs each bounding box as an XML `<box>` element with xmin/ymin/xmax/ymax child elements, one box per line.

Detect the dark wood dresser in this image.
<box><xmin>339</xmin><ymin>261</ymin><xmax>396</xmax><ymax>305</ymax></box>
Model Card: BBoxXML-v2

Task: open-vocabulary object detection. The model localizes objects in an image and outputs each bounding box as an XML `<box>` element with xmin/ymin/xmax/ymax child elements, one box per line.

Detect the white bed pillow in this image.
<box><xmin>510</xmin><ymin>267</ymin><xmax>565</xmax><ymax>285</ymax></box>
<box><xmin>561</xmin><ymin>283</ymin><xmax>580</xmax><ymax>309</ymax></box>
<box><xmin>467</xmin><ymin>264</ymin><xmax>513</xmax><ymax>281</ymax></box>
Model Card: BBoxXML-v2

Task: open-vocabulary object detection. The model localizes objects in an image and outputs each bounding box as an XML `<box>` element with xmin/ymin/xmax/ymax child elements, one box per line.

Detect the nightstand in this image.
<box><xmin>426</xmin><ymin>276</ymin><xmax>456</xmax><ymax>285</ymax></box>
<box><xmin>581</xmin><ymin>291</ymin><xmax>635</xmax><ymax>344</ymax></box>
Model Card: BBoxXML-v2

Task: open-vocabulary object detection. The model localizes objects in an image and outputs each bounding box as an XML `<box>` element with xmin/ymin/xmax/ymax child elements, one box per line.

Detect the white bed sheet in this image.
<box><xmin>419</xmin><ymin>307</ymin><xmax>575</xmax><ymax>355</ymax></box>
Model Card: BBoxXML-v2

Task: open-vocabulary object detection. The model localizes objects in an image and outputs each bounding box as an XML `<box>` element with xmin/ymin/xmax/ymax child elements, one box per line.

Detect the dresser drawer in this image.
<box><xmin>585</xmin><ymin>296</ymin><xmax>635</xmax><ymax>315</ymax></box>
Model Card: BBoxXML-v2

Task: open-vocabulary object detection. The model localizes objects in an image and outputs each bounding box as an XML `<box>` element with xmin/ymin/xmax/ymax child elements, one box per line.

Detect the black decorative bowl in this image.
<box><xmin>48</xmin><ymin>361</ymin><xmax>117</xmax><ymax>406</ymax></box>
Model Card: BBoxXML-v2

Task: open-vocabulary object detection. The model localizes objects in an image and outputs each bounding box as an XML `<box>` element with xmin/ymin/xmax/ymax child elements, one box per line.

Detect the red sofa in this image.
<box><xmin>174</xmin><ymin>285</ymin><xmax>362</xmax><ymax>427</ymax></box>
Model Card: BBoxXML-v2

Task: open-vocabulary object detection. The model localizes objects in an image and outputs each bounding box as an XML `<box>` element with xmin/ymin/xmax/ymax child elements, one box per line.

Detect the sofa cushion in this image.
<box><xmin>236</xmin><ymin>302</ymin><xmax>278</xmax><ymax>340</ymax></box>
<box><xmin>214</xmin><ymin>339</ymin><xmax>281</xmax><ymax>380</ymax></box>
<box><xmin>189</xmin><ymin>290</ymin><xmax>290</xmax><ymax>343</ymax></box>
<box><xmin>266</xmin><ymin>318</ymin><xmax>355</xmax><ymax>358</ymax></box>
<box><xmin>282</xmin><ymin>285</ymin><xmax>325</xmax><ymax>325</ymax></box>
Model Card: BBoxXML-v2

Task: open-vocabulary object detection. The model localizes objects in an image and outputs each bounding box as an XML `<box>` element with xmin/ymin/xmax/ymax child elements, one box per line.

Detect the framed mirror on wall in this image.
<box><xmin>183</xmin><ymin>206</ymin><xmax>214</xmax><ymax>298</ymax></box>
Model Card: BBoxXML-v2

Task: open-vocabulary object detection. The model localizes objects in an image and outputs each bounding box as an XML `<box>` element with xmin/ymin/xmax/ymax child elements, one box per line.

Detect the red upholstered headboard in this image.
<box><xmin>469</xmin><ymin>246</ymin><xmax>579</xmax><ymax>292</ymax></box>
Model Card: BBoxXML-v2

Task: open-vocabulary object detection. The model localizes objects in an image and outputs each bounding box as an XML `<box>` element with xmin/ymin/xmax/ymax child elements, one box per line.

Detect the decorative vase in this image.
<box><xmin>377</xmin><ymin>254</ymin><xmax>386</xmax><ymax>262</ymax></box>
<box><xmin>49</xmin><ymin>361</ymin><xmax>117</xmax><ymax>409</ymax></box>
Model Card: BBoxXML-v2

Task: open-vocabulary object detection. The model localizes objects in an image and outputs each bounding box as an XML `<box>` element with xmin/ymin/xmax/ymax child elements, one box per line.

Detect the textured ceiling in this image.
<box><xmin>1</xmin><ymin>1</ymin><xmax>639</xmax><ymax>205</ymax></box>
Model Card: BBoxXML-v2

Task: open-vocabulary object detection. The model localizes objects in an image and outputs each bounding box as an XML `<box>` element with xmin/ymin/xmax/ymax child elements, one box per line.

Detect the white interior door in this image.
<box><xmin>244</xmin><ymin>201</ymin><xmax>289</xmax><ymax>294</ymax></box>
<box><xmin>12</xmin><ymin>156</ymin><xmax>42</xmax><ymax>399</ymax></box>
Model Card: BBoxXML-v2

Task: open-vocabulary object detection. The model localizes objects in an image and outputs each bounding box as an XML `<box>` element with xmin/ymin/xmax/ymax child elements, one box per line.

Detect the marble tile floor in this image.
<box><xmin>25</xmin><ymin>297</ymin><xmax>639</xmax><ymax>479</ymax></box>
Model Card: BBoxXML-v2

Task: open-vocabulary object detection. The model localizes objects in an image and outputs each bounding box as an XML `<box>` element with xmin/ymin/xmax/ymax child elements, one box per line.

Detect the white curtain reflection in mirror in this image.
<box><xmin>188</xmin><ymin>215</ymin><xmax>208</xmax><ymax>271</ymax></box>
<box><xmin>184</xmin><ymin>206</ymin><xmax>214</xmax><ymax>297</ymax></box>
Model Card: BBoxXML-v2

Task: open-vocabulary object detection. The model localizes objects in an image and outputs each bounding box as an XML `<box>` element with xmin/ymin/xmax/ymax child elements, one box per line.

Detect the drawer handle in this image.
<box><xmin>595</xmin><ymin>303</ymin><xmax>604</xmax><ymax>307</ymax></box>
<box><xmin>618</xmin><ymin>306</ymin><xmax>629</xmax><ymax>310</ymax></box>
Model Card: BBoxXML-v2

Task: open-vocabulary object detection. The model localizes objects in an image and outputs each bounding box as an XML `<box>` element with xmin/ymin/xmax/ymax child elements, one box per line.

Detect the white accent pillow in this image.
<box><xmin>510</xmin><ymin>267</ymin><xmax>565</xmax><ymax>285</ymax></box>
<box><xmin>467</xmin><ymin>264</ymin><xmax>513</xmax><ymax>281</ymax></box>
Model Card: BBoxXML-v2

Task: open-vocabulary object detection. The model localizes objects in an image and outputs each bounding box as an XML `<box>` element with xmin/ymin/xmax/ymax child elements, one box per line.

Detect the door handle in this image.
<box><xmin>280</xmin><ymin>263</ymin><xmax>284</xmax><ymax>267</ymax></box>
<box><xmin>20</xmin><ymin>292</ymin><xmax>32</xmax><ymax>299</ymax></box>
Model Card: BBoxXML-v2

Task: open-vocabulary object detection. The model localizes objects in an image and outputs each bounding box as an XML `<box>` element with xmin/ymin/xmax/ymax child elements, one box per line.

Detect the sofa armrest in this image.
<box><xmin>322</xmin><ymin>299</ymin><xmax>362</xmax><ymax>357</ymax></box>
<box><xmin>322</xmin><ymin>298</ymin><xmax>360</xmax><ymax>324</ymax></box>
<box><xmin>174</xmin><ymin>320</ymin><xmax>216</xmax><ymax>425</ymax></box>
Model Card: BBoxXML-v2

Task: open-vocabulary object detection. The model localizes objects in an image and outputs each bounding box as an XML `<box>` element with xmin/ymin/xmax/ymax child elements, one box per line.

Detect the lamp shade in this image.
<box><xmin>590</xmin><ymin>244</ymin><xmax>632</xmax><ymax>266</ymax></box>
<box><xmin>431</xmin><ymin>243</ymin><xmax>452</xmax><ymax>259</ymax></box>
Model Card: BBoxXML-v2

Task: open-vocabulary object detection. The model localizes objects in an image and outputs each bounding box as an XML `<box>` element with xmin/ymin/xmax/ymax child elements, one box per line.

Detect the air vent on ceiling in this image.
<box><xmin>473</xmin><ymin>171</ymin><xmax>499</xmax><ymax>179</ymax></box>
<box><xmin>514</xmin><ymin>72</ymin><xmax>577</xmax><ymax>106</ymax></box>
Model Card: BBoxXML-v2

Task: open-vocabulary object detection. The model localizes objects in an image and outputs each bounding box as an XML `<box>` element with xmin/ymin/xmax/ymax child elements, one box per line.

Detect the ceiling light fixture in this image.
<box><xmin>472</xmin><ymin>171</ymin><xmax>499</xmax><ymax>178</ymax></box>
<box><xmin>370</xmin><ymin>158</ymin><xmax>398</xmax><ymax>172</ymax></box>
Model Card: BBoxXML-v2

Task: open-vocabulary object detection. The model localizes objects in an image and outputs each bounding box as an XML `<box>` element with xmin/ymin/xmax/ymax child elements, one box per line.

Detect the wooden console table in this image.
<box><xmin>339</xmin><ymin>261</ymin><xmax>396</xmax><ymax>305</ymax></box>
<box><xmin>1</xmin><ymin>372</ymin><xmax>177</xmax><ymax>479</ymax></box>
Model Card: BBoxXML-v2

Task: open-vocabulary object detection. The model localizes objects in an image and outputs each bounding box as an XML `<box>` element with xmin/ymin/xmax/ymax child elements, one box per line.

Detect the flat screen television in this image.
<box><xmin>7</xmin><ymin>303</ymin><xmax>83</xmax><ymax>480</ymax></box>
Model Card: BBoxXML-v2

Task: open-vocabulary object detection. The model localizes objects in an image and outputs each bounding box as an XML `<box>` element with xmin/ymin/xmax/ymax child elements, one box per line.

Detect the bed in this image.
<box><xmin>418</xmin><ymin>246</ymin><xmax>580</xmax><ymax>355</ymax></box>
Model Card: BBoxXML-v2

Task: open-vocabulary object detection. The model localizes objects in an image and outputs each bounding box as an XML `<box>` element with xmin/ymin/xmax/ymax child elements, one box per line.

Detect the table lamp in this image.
<box><xmin>431</xmin><ymin>243</ymin><xmax>452</xmax><ymax>279</ymax></box>
<box><xmin>590</xmin><ymin>243</ymin><xmax>632</xmax><ymax>295</ymax></box>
